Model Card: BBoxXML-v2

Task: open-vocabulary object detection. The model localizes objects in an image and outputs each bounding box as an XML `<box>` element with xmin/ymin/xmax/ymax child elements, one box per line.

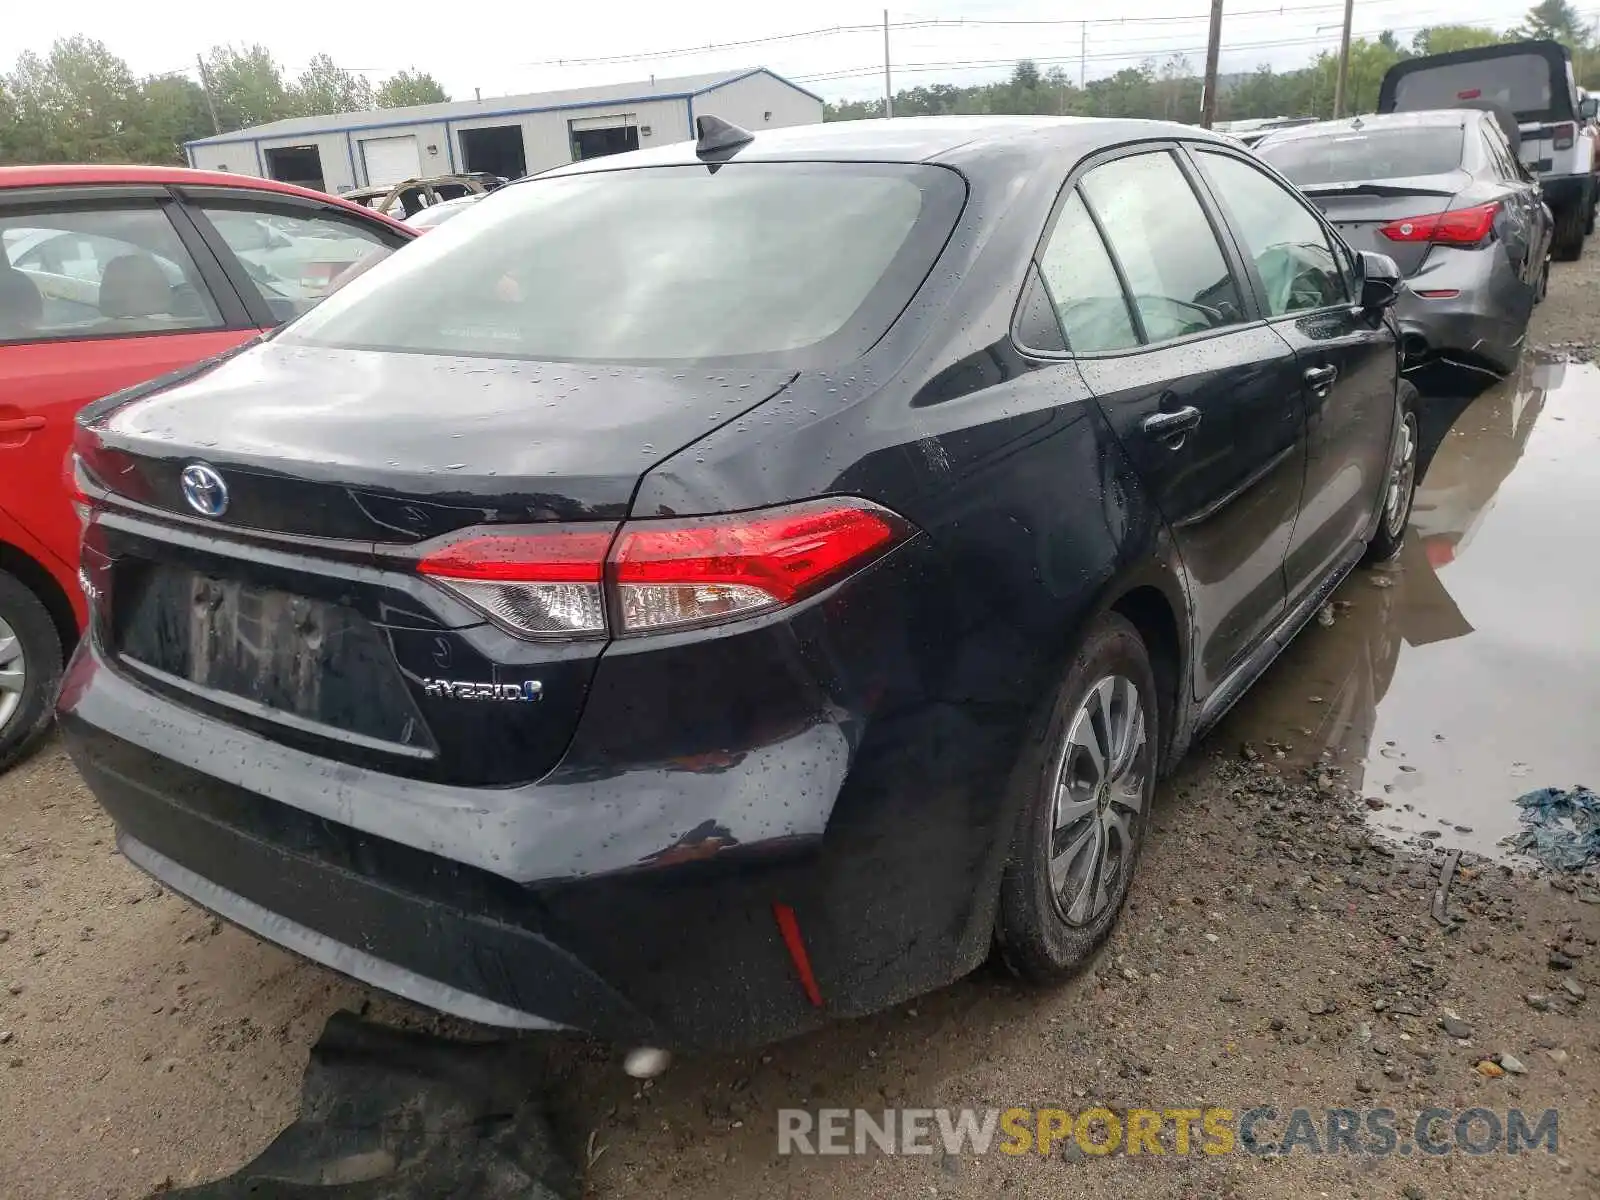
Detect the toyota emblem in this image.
<box><xmin>180</xmin><ymin>463</ymin><xmax>229</xmax><ymax>517</ymax></box>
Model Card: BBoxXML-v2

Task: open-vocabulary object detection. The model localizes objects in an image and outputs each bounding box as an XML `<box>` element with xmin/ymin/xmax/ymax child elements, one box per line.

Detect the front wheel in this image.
<box><xmin>997</xmin><ymin>612</ymin><xmax>1158</xmax><ymax>985</ymax></box>
<box><xmin>1364</xmin><ymin>381</ymin><xmax>1420</xmax><ymax>564</ymax></box>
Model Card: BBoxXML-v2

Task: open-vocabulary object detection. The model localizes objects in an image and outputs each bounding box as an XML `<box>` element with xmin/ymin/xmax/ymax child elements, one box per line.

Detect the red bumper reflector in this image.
<box><xmin>772</xmin><ymin>902</ymin><xmax>824</xmax><ymax>1008</ymax></box>
<box><xmin>1414</xmin><ymin>289</ymin><xmax>1461</xmax><ymax>299</ymax></box>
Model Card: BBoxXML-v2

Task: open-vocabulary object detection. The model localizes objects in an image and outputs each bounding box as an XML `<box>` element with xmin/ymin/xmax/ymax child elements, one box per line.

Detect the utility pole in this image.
<box><xmin>883</xmin><ymin>10</ymin><xmax>893</xmax><ymax>118</ymax></box>
<box><xmin>1200</xmin><ymin>0</ymin><xmax>1224</xmax><ymax>128</ymax></box>
<box><xmin>1079</xmin><ymin>22</ymin><xmax>1087</xmax><ymax>91</ymax></box>
<box><xmin>195</xmin><ymin>53</ymin><xmax>221</xmax><ymax>135</ymax></box>
<box><xmin>1332</xmin><ymin>0</ymin><xmax>1355</xmax><ymax>118</ymax></box>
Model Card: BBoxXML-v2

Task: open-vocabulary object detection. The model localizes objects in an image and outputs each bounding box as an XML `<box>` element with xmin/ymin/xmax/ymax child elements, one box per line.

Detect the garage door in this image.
<box><xmin>360</xmin><ymin>135</ymin><xmax>422</xmax><ymax>186</ymax></box>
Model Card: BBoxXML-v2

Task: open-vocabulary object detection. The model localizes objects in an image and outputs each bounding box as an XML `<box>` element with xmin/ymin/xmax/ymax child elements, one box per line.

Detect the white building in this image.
<box><xmin>185</xmin><ymin>68</ymin><xmax>825</xmax><ymax>194</ymax></box>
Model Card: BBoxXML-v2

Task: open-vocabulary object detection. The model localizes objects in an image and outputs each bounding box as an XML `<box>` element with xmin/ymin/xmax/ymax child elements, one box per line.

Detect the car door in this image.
<box><xmin>177</xmin><ymin>188</ymin><xmax>409</xmax><ymax>327</ymax></box>
<box><xmin>0</xmin><ymin>188</ymin><xmax>258</xmax><ymax>616</ymax></box>
<box><xmin>1032</xmin><ymin>145</ymin><xmax>1309</xmax><ymax>698</ymax></box>
<box><xmin>1186</xmin><ymin>144</ymin><xmax>1398</xmax><ymax>607</ymax></box>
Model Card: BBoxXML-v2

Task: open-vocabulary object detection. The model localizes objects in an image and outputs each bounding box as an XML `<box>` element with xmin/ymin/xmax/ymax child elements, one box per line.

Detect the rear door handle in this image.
<box><xmin>1303</xmin><ymin>365</ymin><xmax>1338</xmax><ymax>396</ymax></box>
<box><xmin>1141</xmin><ymin>406</ymin><xmax>1202</xmax><ymax>448</ymax></box>
<box><xmin>0</xmin><ymin>416</ymin><xmax>46</xmax><ymax>435</ymax></box>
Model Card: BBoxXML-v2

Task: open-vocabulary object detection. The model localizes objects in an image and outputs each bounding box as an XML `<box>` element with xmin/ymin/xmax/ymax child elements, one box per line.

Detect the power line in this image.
<box><xmin>786</xmin><ymin>5</ymin><xmax>1538</xmax><ymax>84</ymax></box>
<box><xmin>788</xmin><ymin>15</ymin><xmax>1517</xmax><ymax>85</ymax></box>
<box><xmin>498</xmin><ymin>0</ymin><xmax>1476</xmax><ymax>71</ymax></box>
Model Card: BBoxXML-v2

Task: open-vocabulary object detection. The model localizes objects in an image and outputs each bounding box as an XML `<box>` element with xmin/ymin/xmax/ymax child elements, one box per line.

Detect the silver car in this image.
<box><xmin>1256</xmin><ymin>109</ymin><xmax>1552</xmax><ymax>376</ymax></box>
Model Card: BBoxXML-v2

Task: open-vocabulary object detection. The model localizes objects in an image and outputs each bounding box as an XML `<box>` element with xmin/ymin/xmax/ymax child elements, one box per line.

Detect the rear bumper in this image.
<box><xmin>62</xmin><ymin>642</ymin><xmax>833</xmax><ymax>1049</ymax></box>
<box><xmin>59</xmin><ymin>537</ymin><xmax>1025</xmax><ymax>1050</ymax></box>
<box><xmin>1395</xmin><ymin>246</ymin><xmax>1525</xmax><ymax>373</ymax></box>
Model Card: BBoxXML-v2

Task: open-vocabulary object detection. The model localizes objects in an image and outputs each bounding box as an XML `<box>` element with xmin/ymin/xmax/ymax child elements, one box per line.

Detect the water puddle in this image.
<box><xmin>1218</xmin><ymin>357</ymin><xmax>1600</xmax><ymax>865</ymax></box>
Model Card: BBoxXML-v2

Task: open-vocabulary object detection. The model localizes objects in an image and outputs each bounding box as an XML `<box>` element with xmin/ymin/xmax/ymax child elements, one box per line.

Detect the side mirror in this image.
<box><xmin>1581</xmin><ymin>96</ymin><xmax>1598</xmax><ymax>120</ymax></box>
<box><xmin>1357</xmin><ymin>250</ymin><xmax>1402</xmax><ymax>312</ymax></box>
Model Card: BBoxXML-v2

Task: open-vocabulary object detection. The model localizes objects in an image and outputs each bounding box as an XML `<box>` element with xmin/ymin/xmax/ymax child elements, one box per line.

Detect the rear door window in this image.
<box><xmin>1193</xmin><ymin>150</ymin><xmax>1349</xmax><ymax>315</ymax></box>
<box><xmin>1078</xmin><ymin>151</ymin><xmax>1245</xmax><ymax>345</ymax></box>
<box><xmin>284</xmin><ymin>162</ymin><xmax>967</xmax><ymax>367</ymax></box>
<box><xmin>1256</xmin><ymin>127</ymin><xmax>1466</xmax><ymax>185</ymax></box>
<box><xmin>1</xmin><ymin>204</ymin><xmax>223</xmax><ymax>343</ymax></box>
<box><xmin>1391</xmin><ymin>55</ymin><xmax>1556</xmax><ymax>120</ymax></box>
<box><xmin>1034</xmin><ymin>191</ymin><xmax>1139</xmax><ymax>353</ymax></box>
<box><xmin>195</xmin><ymin>202</ymin><xmax>401</xmax><ymax>324</ymax></box>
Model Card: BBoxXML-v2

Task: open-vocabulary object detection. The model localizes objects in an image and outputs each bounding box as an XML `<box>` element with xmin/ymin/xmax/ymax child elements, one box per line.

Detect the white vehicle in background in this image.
<box><xmin>1379</xmin><ymin>39</ymin><xmax>1599</xmax><ymax>260</ymax></box>
<box><xmin>404</xmin><ymin>193</ymin><xmax>484</xmax><ymax>230</ymax></box>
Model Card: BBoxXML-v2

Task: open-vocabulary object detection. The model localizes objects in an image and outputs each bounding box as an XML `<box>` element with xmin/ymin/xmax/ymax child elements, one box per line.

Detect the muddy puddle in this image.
<box><xmin>1215</xmin><ymin>357</ymin><xmax>1600</xmax><ymax>864</ymax></box>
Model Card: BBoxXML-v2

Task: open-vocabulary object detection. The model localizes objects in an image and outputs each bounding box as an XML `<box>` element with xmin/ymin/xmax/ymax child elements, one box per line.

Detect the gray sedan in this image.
<box><xmin>1256</xmin><ymin>109</ymin><xmax>1551</xmax><ymax>376</ymax></box>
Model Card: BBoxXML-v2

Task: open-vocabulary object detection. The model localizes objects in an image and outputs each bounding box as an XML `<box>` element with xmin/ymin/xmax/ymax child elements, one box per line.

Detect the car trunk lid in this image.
<box><xmin>1299</xmin><ymin>175</ymin><xmax>1469</xmax><ymax>275</ymax></box>
<box><xmin>77</xmin><ymin>342</ymin><xmax>796</xmax><ymax>786</ymax></box>
<box><xmin>82</xmin><ymin>342</ymin><xmax>796</xmax><ymax>540</ymax></box>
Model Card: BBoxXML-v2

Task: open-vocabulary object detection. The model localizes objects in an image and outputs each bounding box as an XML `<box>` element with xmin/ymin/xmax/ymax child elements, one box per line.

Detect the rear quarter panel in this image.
<box><xmin>628</xmin><ymin>145</ymin><xmax>1194</xmax><ymax>998</ymax></box>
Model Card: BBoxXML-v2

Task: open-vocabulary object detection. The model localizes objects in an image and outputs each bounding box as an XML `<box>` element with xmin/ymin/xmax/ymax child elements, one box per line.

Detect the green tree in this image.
<box><xmin>291</xmin><ymin>53</ymin><xmax>374</xmax><ymax>117</ymax></box>
<box><xmin>1411</xmin><ymin>25</ymin><xmax>1505</xmax><ymax>55</ymax></box>
<box><xmin>203</xmin><ymin>44</ymin><xmax>293</xmax><ymax>130</ymax></box>
<box><xmin>376</xmin><ymin>69</ymin><xmax>449</xmax><ymax>108</ymax></box>
<box><xmin>138</xmin><ymin>74</ymin><xmax>214</xmax><ymax>163</ymax></box>
<box><xmin>1513</xmin><ymin>0</ymin><xmax>1593</xmax><ymax>43</ymax></box>
<box><xmin>5</xmin><ymin>37</ymin><xmax>142</xmax><ymax>162</ymax></box>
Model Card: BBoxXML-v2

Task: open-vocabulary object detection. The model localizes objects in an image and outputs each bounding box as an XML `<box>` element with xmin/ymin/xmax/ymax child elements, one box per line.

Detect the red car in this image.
<box><xmin>0</xmin><ymin>165</ymin><xmax>413</xmax><ymax>770</ymax></box>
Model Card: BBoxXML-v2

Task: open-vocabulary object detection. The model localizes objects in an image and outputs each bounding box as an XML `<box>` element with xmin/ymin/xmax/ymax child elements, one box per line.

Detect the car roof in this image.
<box><xmin>0</xmin><ymin>164</ymin><xmax>412</xmax><ymax>232</ymax></box>
<box><xmin>1257</xmin><ymin>110</ymin><xmax>1471</xmax><ymax>146</ymax></box>
<box><xmin>539</xmin><ymin>115</ymin><xmax>1235</xmax><ymax>178</ymax></box>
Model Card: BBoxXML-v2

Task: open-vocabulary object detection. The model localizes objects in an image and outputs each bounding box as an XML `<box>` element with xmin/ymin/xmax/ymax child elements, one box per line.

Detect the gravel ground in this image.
<box><xmin>2</xmin><ymin>247</ymin><xmax>1599</xmax><ymax>1200</ymax></box>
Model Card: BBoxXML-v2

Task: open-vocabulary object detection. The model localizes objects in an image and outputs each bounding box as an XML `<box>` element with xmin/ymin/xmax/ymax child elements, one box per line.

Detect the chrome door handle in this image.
<box><xmin>1141</xmin><ymin>406</ymin><xmax>1202</xmax><ymax>448</ymax></box>
<box><xmin>1304</xmin><ymin>365</ymin><xmax>1338</xmax><ymax>396</ymax></box>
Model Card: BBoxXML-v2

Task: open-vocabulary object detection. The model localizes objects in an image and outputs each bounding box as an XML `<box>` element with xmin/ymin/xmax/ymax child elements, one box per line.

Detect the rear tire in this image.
<box><xmin>0</xmin><ymin>570</ymin><xmax>63</xmax><ymax>774</ymax></box>
<box><xmin>997</xmin><ymin>612</ymin><xmax>1158</xmax><ymax>985</ymax></box>
<box><xmin>1364</xmin><ymin>381</ymin><xmax>1420</xmax><ymax>565</ymax></box>
<box><xmin>1553</xmin><ymin>205</ymin><xmax>1586</xmax><ymax>262</ymax></box>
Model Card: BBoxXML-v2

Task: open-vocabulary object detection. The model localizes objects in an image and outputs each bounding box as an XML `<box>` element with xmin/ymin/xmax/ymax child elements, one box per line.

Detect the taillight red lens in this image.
<box><xmin>65</xmin><ymin>452</ymin><xmax>100</xmax><ymax>530</ymax></box>
<box><xmin>413</xmin><ymin>499</ymin><xmax>911</xmax><ymax>640</ymax></box>
<box><xmin>417</xmin><ymin>527</ymin><xmax>613</xmax><ymax>638</ymax></box>
<box><xmin>611</xmin><ymin>499</ymin><xmax>908</xmax><ymax>634</ymax></box>
<box><xmin>1554</xmin><ymin>122</ymin><xmax>1575</xmax><ymax>150</ymax></box>
<box><xmin>1379</xmin><ymin>202</ymin><xmax>1498</xmax><ymax>246</ymax></box>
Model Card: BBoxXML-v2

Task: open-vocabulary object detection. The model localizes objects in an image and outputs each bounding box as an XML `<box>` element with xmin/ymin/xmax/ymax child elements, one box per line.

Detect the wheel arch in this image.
<box><xmin>0</xmin><ymin>539</ymin><xmax>80</xmax><ymax>660</ymax></box>
<box><xmin>1100</xmin><ymin>560</ymin><xmax>1203</xmax><ymax>774</ymax></box>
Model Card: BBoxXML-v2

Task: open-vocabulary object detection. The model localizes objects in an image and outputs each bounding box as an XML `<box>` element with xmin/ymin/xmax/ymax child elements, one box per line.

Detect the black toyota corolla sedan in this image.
<box><xmin>60</xmin><ymin>116</ymin><xmax>1418</xmax><ymax>1053</ymax></box>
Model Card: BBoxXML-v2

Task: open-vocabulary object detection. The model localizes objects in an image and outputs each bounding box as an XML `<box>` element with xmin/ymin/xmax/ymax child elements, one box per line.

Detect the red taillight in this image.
<box><xmin>414</xmin><ymin>499</ymin><xmax>911</xmax><ymax>640</ymax></box>
<box><xmin>1553</xmin><ymin>122</ymin><xmax>1576</xmax><ymax>150</ymax></box>
<box><xmin>417</xmin><ymin>527</ymin><xmax>612</xmax><ymax>638</ymax></box>
<box><xmin>65</xmin><ymin>452</ymin><xmax>99</xmax><ymax>530</ymax></box>
<box><xmin>1379</xmin><ymin>202</ymin><xmax>1499</xmax><ymax>246</ymax></box>
<box><xmin>611</xmin><ymin>500</ymin><xmax>905</xmax><ymax>634</ymax></box>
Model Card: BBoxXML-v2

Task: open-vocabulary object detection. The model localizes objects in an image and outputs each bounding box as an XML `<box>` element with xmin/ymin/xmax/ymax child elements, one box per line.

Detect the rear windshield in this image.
<box><xmin>1257</xmin><ymin>127</ymin><xmax>1465</xmax><ymax>185</ymax></box>
<box><xmin>1392</xmin><ymin>55</ymin><xmax>1557</xmax><ymax>119</ymax></box>
<box><xmin>285</xmin><ymin>162</ymin><xmax>965</xmax><ymax>367</ymax></box>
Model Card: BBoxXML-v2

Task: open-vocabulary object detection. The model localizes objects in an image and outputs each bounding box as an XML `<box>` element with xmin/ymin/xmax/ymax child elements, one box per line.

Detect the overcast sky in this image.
<box><xmin>14</xmin><ymin>0</ymin><xmax>1540</xmax><ymax>104</ymax></box>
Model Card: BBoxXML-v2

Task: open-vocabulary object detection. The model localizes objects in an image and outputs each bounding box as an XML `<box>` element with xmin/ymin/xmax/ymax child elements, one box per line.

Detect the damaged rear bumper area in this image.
<box><xmin>1395</xmin><ymin>246</ymin><xmax>1528</xmax><ymax>377</ymax></box>
<box><xmin>59</xmin><ymin>643</ymin><xmax>859</xmax><ymax>1051</ymax></box>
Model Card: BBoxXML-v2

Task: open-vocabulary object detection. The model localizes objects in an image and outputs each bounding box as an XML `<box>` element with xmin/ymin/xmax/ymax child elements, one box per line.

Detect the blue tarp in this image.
<box><xmin>1509</xmin><ymin>786</ymin><xmax>1600</xmax><ymax>871</ymax></box>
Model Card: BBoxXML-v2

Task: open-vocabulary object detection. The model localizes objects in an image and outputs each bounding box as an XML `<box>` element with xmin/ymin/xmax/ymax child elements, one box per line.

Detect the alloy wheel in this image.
<box><xmin>0</xmin><ymin>614</ymin><xmax>25</xmax><ymax>731</ymax></box>
<box><xmin>1384</xmin><ymin>411</ymin><xmax>1418</xmax><ymax>540</ymax></box>
<box><xmin>1047</xmin><ymin>674</ymin><xmax>1149</xmax><ymax>927</ymax></box>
